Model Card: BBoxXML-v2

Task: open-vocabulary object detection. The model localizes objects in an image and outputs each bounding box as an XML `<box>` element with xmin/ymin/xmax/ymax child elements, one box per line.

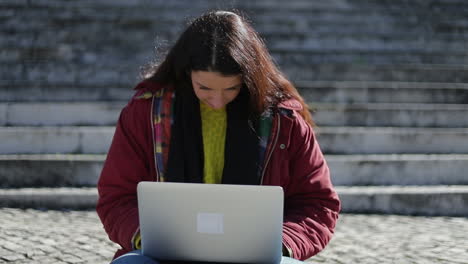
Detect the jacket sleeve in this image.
<box><xmin>282</xmin><ymin>114</ymin><xmax>341</xmax><ymax>260</ymax></box>
<box><xmin>96</xmin><ymin>96</ymin><xmax>155</xmax><ymax>254</ymax></box>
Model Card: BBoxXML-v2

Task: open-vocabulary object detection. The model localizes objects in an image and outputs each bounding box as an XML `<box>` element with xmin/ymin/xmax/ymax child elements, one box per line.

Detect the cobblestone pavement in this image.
<box><xmin>0</xmin><ymin>208</ymin><xmax>467</xmax><ymax>264</ymax></box>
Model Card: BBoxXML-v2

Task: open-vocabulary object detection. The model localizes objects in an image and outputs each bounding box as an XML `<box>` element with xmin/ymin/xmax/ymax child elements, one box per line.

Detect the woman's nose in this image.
<box><xmin>209</xmin><ymin>93</ymin><xmax>227</xmax><ymax>109</ymax></box>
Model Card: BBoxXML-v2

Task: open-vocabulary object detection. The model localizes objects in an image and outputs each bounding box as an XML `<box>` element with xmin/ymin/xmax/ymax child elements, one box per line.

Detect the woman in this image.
<box><xmin>97</xmin><ymin>10</ymin><xmax>340</xmax><ymax>264</ymax></box>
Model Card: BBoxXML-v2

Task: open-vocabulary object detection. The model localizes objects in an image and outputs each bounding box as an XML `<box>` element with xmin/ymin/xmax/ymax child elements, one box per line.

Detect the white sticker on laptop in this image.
<box><xmin>197</xmin><ymin>213</ymin><xmax>224</xmax><ymax>234</ymax></box>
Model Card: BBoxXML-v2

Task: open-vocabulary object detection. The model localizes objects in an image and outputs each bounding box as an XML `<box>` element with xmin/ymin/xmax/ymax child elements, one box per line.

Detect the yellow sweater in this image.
<box><xmin>200</xmin><ymin>101</ymin><xmax>226</xmax><ymax>184</ymax></box>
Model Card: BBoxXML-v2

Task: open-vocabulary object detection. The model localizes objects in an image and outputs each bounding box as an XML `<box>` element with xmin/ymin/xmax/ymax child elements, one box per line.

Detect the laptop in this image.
<box><xmin>137</xmin><ymin>182</ymin><xmax>284</xmax><ymax>264</ymax></box>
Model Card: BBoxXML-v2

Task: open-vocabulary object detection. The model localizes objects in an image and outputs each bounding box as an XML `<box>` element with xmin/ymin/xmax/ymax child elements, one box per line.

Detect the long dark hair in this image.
<box><xmin>145</xmin><ymin>10</ymin><xmax>313</xmax><ymax>125</ymax></box>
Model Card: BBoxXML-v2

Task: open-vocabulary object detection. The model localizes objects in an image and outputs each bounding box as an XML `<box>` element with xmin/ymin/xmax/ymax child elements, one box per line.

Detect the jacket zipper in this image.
<box><xmin>260</xmin><ymin>113</ymin><xmax>280</xmax><ymax>185</ymax></box>
<box><xmin>150</xmin><ymin>95</ymin><xmax>160</xmax><ymax>182</ymax></box>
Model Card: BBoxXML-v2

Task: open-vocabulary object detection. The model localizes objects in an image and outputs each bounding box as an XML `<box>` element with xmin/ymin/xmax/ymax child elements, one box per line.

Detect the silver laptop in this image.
<box><xmin>137</xmin><ymin>182</ymin><xmax>284</xmax><ymax>263</ymax></box>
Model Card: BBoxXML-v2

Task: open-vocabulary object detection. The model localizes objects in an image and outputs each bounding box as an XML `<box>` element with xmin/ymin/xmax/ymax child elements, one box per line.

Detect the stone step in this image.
<box><xmin>4</xmin><ymin>23</ymin><xmax>467</xmax><ymax>55</ymax></box>
<box><xmin>13</xmin><ymin>0</ymin><xmax>468</xmax><ymax>8</ymax></box>
<box><xmin>5</xmin><ymin>29</ymin><xmax>468</xmax><ymax>52</ymax></box>
<box><xmin>6</xmin><ymin>0</ymin><xmax>467</xmax><ymax>9</ymax></box>
<box><xmin>2</xmin><ymin>126</ymin><xmax>468</xmax><ymax>155</ymax></box>
<box><xmin>286</xmin><ymin>64</ymin><xmax>468</xmax><ymax>83</ymax></box>
<box><xmin>316</xmin><ymin>127</ymin><xmax>468</xmax><ymax>154</ymax></box>
<box><xmin>0</xmin><ymin>102</ymin><xmax>125</xmax><ymax>126</ymax></box>
<box><xmin>1</xmin><ymin>154</ymin><xmax>467</xmax><ymax>188</ymax></box>
<box><xmin>0</xmin><ymin>126</ymin><xmax>115</xmax><ymax>154</ymax></box>
<box><xmin>0</xmin><ymin>154</ymin><xmax>104</xmax><ymax>188</ymax></box>
<box><xmin>4</xmin><ymin>63</ymin><xmax>468</xmax><ymax>90</ymax></box>
<box><xmin>326</xmin><ymin>154</ymin><xmax>468</xmax><ymax>186</ymax></box>
<box><xmin>0</xmin><ymin>85</ymin><xmax>134</xmax><ymax>102</ymax></box>
<box><xmin>3</xmin><ymin>76</ymin><xmax>468</xmax><ymax>104</ymax></box>
<box><xmin>4</xmin><ymin>37</ymin><xmax>468</xmax><ymax>65</ymax></box>
<box><xmin>0</xmin><ymin>187</ymin><xmax>97</xmax><ymax>210</ymax></box>
<box><xmin>6</xmin><ymin>48</ymin><xmax>468</xmax><ymax>66</ymax></box>
<box><xmin>261</xmin><ymin>27</ymin><xmax>468</xmax><ymax>40</ymax></box>
<box><xmin>266</xmin><ymin>35</ymin><xmax>468</xmax><ymax>52</ymax></box>
<box><xmin>7</xmin><ymin>1</ymin><xmax>468</xmax><ymax>25</ymax></box>
<box><xmin>2</xmin><ymin>101</ymin><xmax>467</xmax><ymax>127</ymax></box>
<box><xmin>3</xmin><ymin>78</ymin><xmax>468</xmax><ymax>103</ymax></box>
<box><xmin>254</xmin><ymin>17</ymin><xmax>468</xmax><ymax>35</ymax></box>
<box><xmin>1</xmin><ymin>62</ymin><xmax>139</xmax><ymax>88</ymax></box>
<box><xmin>337</xmin><ymin>185</ymin><xmax>468</xmax><ymax>216</ymax></box>
<box><xmin>311</xmin><ymin>103</ymin><xmax>468</xmax><ymax>127</ymax></box>
<box><xmin>5</xmin><ymin>2</ymin><xmax>465</xmax><ymax>17</ymax></box>
<box><xmin>271</xmin><ymin>49</ymin><xmax>468</xmax><ymax>65</ymax></box>
<box><xmin>12</xmin><ymin>47</ymin><xmax>468</xmax><ymax>66</ymax></box>
<box><xmin>297</xmin><ymin>81</ymin><xmax>468</xmax><ymax>104</ymax></box>
<box><xmin>1</xmin><ymin>186</ymin><xmax>467</xmax><ymax>216</ymax></box>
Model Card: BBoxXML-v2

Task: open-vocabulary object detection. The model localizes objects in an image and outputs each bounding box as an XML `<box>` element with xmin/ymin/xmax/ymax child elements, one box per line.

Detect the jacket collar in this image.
<box><xmin>278</xmin><ymin>99</ymin><xmax>303</xmax><ymax>111</ymax></box>
<box><xmin>133</xmin><ymin>79</ymin><xmax>164</xmax><ymax>92</ymax></box>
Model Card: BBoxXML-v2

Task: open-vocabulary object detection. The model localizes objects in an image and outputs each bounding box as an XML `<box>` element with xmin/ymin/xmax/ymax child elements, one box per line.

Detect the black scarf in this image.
<box><xmin>165</xmin><ymin>87</ymin><xmax>260</xmax><ymax>185</ymax></box>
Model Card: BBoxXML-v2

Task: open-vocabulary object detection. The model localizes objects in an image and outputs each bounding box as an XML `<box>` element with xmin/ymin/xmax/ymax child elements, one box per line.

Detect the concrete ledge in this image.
<box><xmin>3</xmin><ymin>101</ymin><xmax>467</xmax><ymax>127</ymax></box>
<box><xmin>3</xmin><ymin>67</ymin><xmax>468</xmax><ymax>92</ymax></box>
<box><xmin>284</xmin><ymin>65</ymin><xmax>468</xmax><ymax>83</ymax></box>
<box><xmin>7</xmin><ymin>0</ymin><xmax>468</xmax><ymax>10</ymax></box>
<box><xmin>297</xmin><ymin>80</ymin><xmax>468</xmax><ymax>89</ymax></box>
<box><xmin>1</xmin><ymin>186</ymin><xmax>467</xmax><ymax>216</ymax></box>
<box><xmin>6</xmin><ymin>36</ymin><xmax>467</xmax><ymax>60</ymax></box>
<box><xmin>0</xmin><ymin>187</ymin><xmax>97</xmax><ymax>210</ymax></box>
<box><xmin>2</xmin><ymin>154</ymin><xmax>467</xmax><ymax>188</ymax></box>
<box><xmin>0</xmin><ymin>126</ymin><xmax>115</xmax><ymax>154</ymax></box>
<box><xmin>272</xmin><ymin>50</ymin><xmax>468</xmax><ymax>65</ymax></box>
<box><xmin>2</xmin><ymin>154</ymin><xmax>468</xmax><ymax>188</ymax></box>
<box><xmin>0</xmin><ymin>86</ymin><xmax>133</xmax><ymax>102</ymax></box>
<box><xmin>297</xmin><ymin>81</ymin><xmax>468</xmax><ymax>104</ymax></box>
<box><xmin>327</xmin><ymin>154</ymin><xmax>468</xmax><ymax>186</ymax></box>
<box><xmin>0</xmin><ymin>102</ymin><xmax>125</xmax><ymax>126</ymax></box>
<box><xmin>337</xmin><ymin>185</ymin><xmax>468</xmax><ymax>216</ymax></box>
<box><xmin>316</xmin><ymin>127</ymin><xmax>468</xmax><ymax>154</ymax></box>
<box><xmin>2</xmin><ymin>126</ymin><xmax>468</xmax><ymax>154</ymax></box>
<box><xmin>311</xmin><ymin>103</ymin><xmax>468</xmax><ymax>127</ymax></box>
<box><xmin>0</xmin><ymin>154</ymin><xmax>105</xmax><ymax>187</ymax></box>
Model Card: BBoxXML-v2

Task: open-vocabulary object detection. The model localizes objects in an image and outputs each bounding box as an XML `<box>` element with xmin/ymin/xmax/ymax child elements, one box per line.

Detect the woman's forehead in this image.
<box><xmin>191</xmin><ymin>71</ymin><xmax>242</xmax><ymax>89</ymax></box>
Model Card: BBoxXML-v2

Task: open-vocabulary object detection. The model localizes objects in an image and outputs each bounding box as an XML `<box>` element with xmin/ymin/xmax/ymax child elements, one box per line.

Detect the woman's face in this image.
<box><xmin>191</xmin><ymin>71</ymin><xmax>242</xmax><ymax>109</ymax></box>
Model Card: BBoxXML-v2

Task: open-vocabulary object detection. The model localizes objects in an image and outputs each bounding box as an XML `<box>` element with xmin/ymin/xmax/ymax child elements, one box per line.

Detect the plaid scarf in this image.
<box><xmin>152</xmin><ymin>85</ymin><xmax>272</xmax><ymax>184</ymax></box>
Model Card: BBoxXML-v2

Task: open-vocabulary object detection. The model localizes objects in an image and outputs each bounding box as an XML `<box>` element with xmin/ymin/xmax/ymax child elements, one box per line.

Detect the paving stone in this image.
<box><xmin>0</xmin><ymin>254</ymin><xmax>26</xmax><ymax>262</ymax></box>
<box><xmin>56</xmin><ymin>254</ymin><xmax>84</xmax><ymax>264</ymax></box>
<box><xmin>1</xmin><ymin>242</ymin><xmax>22</xmax><ymax>252</ymax></box>
<box><xmin>34</xmin><ymin>244</ymin><xmax>57</xmax><ymax>254</ymax></box>
<box><xmin>29</xmin><ymin>255</ymin><xmax>58</xmax><ymax>262</ymax></box>
<box><xmin>0</xmin><ymin>249</ymin><xmax>14</xmax><ymax>257</ymax></box>
<box><xmin>0</xmin><ymin>209</ymin><xmax>467</xmax><ymax>264</ymax></box>
<box><xmin>25</xmin><ymin>249</ymin><xmax>47</xmax><ymax>258</ymax></box>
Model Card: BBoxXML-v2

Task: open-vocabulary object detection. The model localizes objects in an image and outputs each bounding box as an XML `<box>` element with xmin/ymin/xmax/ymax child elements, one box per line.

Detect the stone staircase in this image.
<box><xmin>1</xmin><ymin>0</ymin><xmax>468</xmax><ymax>216</ymax></box>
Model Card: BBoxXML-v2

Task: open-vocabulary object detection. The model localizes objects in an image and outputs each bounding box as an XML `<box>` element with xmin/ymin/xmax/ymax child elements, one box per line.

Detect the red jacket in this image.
<box><xmin>96</xmin><ymin>81</ymin><xmax>340</xmax><ymax>261</ymax></box>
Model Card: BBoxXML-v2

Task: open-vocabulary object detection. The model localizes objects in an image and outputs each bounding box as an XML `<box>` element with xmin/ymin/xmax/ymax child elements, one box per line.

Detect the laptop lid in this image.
<box><xmin>137</xmin><ymin>182</ymin><xmax>284</xmax><ymax>264</ymax></box>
